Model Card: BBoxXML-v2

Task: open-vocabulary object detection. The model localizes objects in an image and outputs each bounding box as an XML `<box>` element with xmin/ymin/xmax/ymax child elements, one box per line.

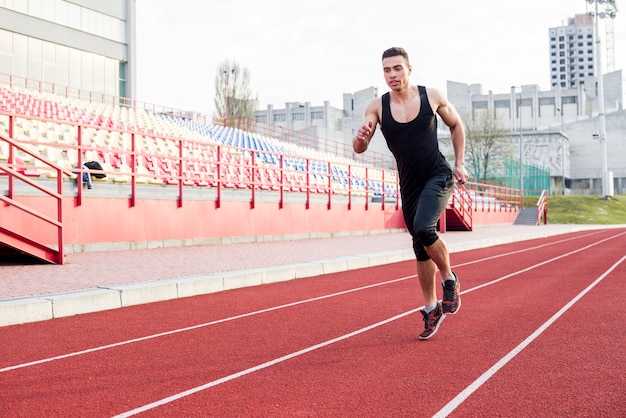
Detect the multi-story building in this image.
<box><xmin>0</xmin><ymin>0</ymin><xmax>136</xmax><ymax>101</ymax></box>
<box><xmin>254</xmin><ymin>86</ymin><xmax>395</xmax><ymax>167</ymax></box>
<box><xmin>549</xmin><ymin>14</ymin><xmax>595</xmax><ymax>89</ymax></box>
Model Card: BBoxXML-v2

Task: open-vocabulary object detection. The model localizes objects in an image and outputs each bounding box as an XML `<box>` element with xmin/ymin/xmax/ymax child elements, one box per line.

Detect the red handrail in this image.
<box><xmin>0</xmin><ymin>118</ymin><xmax>73</xmax><ymax>264</ymax></box>
<box><xmin>537</xmin><ymin>190</ymin><xmax>548</xmax><ymax>225</ymax></box>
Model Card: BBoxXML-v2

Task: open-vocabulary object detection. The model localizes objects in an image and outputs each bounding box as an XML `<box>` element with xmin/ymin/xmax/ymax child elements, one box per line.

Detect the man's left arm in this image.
<box><xmin>431</xmin><ymin>89</ymin><xmax>469</xmax><ymax>184</ymax></box>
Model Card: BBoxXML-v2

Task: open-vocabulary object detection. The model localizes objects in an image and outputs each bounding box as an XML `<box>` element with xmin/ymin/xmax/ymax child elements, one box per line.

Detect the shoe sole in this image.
<box><xmin>443</xmin><ymin>297</ymin><xmax>461</xmax><ymax>315</ymax></box>
<box><xmin>418</xmin><ymin>312</ymin><xmax>446</xmax><ymax>340</ymax></box>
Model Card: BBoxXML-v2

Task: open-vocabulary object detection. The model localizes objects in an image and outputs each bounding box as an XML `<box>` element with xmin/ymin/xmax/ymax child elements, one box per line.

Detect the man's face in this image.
<box><xmin>382</xmin><ymin>55</ymin><xmax>411</xmax><ymax>91</ymax></box>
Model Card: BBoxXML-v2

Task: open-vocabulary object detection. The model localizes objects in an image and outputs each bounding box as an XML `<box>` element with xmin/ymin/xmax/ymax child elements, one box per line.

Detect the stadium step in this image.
<box><xmin>514</xmin><ymin>208</ymin><xmax>538</xmax><ymax>225</ymax></box>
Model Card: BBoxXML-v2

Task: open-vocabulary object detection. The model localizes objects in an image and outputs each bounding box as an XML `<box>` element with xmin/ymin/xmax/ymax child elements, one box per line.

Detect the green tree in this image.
<box><xmin>214</xmin><ymin>60</ymin><xmax>256</xmax><ymax>128</ymax></box>
<box><xmin>463</xmin><ymin>110</ymin><xmax>512</xmax><ymax>182</ymax></box>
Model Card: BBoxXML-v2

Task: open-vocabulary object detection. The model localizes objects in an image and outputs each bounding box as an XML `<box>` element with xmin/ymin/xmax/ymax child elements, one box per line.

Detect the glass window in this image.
<box><xmin>12</xmin><ymin>0</ymin><xmax>28</xmax><ymax>14</ymax></box>
<box><xmin>118</xmin><ymin>61</ymin><xmax>126</xmax><ymax>97</ymax></box>
<box><xmin>0</xmin><ymin>29</ymin><xmax>12</xmax><ymax>55</ymax></box>
<box><xmin>0</xmin><ymin>30</ymin><xmax>12</xmax><ymax>75</ymax></box>
<box><xmin>92</xmin><ymin>54</ymin><xmax>104</xmax><ymax>94</ymax></box>
<box><xmin>55</xmin><ymin>45</ymin><xmax>69</xmax><ymax>87</ymax></box>
<box><xmin>473</xmin><ymin>101</ymin><xmax>487</xmax><ymax>109</ymax></box>
<box><xmin>81</xmin><ymin>53</ymin><xmax>93</xmax><ymax>94</ymax></box>
<box><xmin>27</xmin><ymin>38</ymin><xmax>43</xmax><ymax>80</ymax></box>
<box><xmin>28</xmin><ymin>0</ymin><xmax>43</xmax><ymax>18</ymax></box>
<box><xmin>0</xmin><ymin>3</ymin><xmax>124</xmax><ymax>99</ymax></box>
<box><xmin>68</xmin><ymin>48</ymin><xmax>81</xmax><ymax>91</ymax></box>
<box><xmin>494</xmin><ymin>100</ymin><xmax>509</xmax><ymax>108</ymax></box>
<box><xmin>41</xmin><ymin>0</ymin><xmax>55</xmax><ymax>21</ymax></box>
<box><xmin>103</xmin><ymin>57</ymin><xmax>116</xmax><ymax>97</ymax></box>
<box><xmin>56</xmin><ymin>0</ymin><xmax>70</xmax><ymax>26</ymax></box>
<box><xmin>12</xmin><ymin>33</ymin><xmax>27</xmax><ymax>79</ymax></box>
<box><xmin>68</xmin><ymin>2</ymin><xmax>81</xmax><ymax>28</ymax></box>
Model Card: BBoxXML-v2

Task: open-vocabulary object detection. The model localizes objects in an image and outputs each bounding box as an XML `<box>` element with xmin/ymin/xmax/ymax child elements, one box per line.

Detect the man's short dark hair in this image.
<box><xmin>382</xmin><ymin>47</ymin><xmax>409</xmax><ymax>65</ymax></box>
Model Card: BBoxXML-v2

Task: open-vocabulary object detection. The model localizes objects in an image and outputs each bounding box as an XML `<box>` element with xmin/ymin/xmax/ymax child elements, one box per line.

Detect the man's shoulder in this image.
<box><xmin>367</xmin><ymin>95</ymin><xmax>383</xmax><ymax>108</ymax></box>
<box><xmin>423</xmin><ymin>86</ymin><xmax>446</xmax><ymax>103</ymax></box>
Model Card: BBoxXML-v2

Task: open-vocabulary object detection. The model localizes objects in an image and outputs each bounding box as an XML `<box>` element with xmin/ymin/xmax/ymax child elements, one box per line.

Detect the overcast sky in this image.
<box><xmin>135</xmin><ymin>0</ymin><xmax>625</xmax><ymax>116</ymax></box>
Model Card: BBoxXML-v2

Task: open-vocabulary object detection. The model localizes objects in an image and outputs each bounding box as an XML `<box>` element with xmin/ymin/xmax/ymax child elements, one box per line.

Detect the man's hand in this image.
<box><xmin>353</xmin><ymin>120</ymin><xmax>375</xmax><ymax>153</ymax></box>
<box><xmin>356</xmin><ymin>120</ymin><xmax>374</xmax><ymax>141</ymax></box>
<box><xmin>453</xmin><ymin>164</ymin><xmax>469</xmax><ymax>185</ymax></box>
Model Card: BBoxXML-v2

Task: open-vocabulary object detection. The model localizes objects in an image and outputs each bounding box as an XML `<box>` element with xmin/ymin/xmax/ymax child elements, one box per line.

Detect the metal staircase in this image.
<box><xmin>444</xmin><ymin>184</ymin><xmax>473</xmax><ymax>231</ymax></box>
<box><xmin>1</xmin><ymin>132</ymin><xmax>71</xmax><ymax>264</ymax></box>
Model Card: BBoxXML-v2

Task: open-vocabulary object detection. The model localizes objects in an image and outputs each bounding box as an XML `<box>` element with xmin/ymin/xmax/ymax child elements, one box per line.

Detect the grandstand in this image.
<box><xmin>0</xmin><ymin>75</ymin><xmax>524</xmax><ymax>264</ymax></box>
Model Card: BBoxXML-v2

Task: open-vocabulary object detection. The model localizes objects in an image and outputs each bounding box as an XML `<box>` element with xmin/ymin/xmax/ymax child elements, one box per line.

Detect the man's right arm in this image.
<box><xmin>352</xmin><ymin>99</ymin><xmax>380</xmax><ymax>154</ymax></box>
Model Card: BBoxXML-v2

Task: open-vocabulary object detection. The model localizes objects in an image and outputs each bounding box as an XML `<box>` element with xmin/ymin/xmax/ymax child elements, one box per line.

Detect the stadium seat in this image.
<box><xmin>14</xmin><ymin>156</ymin><xmax>41</xmax><ymax>177</ymax></box>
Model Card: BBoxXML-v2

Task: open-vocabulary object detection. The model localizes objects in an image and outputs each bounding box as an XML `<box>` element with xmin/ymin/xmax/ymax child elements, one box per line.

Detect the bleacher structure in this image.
<box><xmin>0</xmin><ymin>80</ymin><xmax>518</xmax><ymax>264</ymax></box>
<box><xmin>0</xmin><ymin>85</ymin><xmax>400</xmax><ymax>197</ymax></box>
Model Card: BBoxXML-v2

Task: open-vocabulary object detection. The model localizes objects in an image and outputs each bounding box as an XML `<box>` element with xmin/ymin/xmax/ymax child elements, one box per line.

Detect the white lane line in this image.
<box><xmin>453</xmin><ymin>230</ymin><xmax>603</xmax><ymax>268</ymax></box>
<box><xmin>111</xmin><ymin>308</ymin><xmax>422</xmax><ymax>417</ymax></box>
<box><xmin>433</xmin><ymin>254</ymin><xmax>626</xmax><ymax>418</ymax></box>
<box><xmin>112</xmin><ymin>233</ymin><xmax>625</xmax><ymax>417</ymax></box>
<box><xmin>0</xmin><ymin>275</ymin><xmax>412</xmax><ymax>373</ymax></box>
<box><xmin>0</xmin><ymin>230</ymin><xmax>621</xmax><ymax>374</ymax></box>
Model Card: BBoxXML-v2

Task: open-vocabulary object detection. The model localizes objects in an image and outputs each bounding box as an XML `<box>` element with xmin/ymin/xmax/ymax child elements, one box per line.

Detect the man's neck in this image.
<box><xmin>391</xmin><ymin>84</ymin><xmax>416</xmax><ymax>104</ymax></box>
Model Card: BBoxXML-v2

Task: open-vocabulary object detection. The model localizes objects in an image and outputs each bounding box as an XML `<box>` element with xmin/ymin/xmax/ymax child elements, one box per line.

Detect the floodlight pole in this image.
<box><xmin>588</xmin><ymin>0</ymin><xmax>617</xmax><ymax>199</ymax></box>
<box><xmin>512</xmin><ymin>86</ymin><xmax>524</xmax><ymax>197</ymax></box>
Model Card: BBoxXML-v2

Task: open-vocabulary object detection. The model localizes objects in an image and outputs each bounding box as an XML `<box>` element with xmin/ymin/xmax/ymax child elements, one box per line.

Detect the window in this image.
<box><xmin>3</xmin><ymin>0</ymin><xmax>126</xmax><ymax>43</ymax></box>
<box><xmin>473</xmin><ymin>101</ymin><xmax>488</xmax><ymax>109</ymax></box>
<box><xmin>311</xmin><ymin>111</ymin><xmax>324</xmax><ymax>120</ymax></box>
<box><xmin>563</xmin><ymin>96</ymin><xmax>577</xmax><ymax>105</ymax></box>
<box><xmin>494</xmin><ymin>100</ymin><xmax>509</xmax><ymax>108</ymax></box>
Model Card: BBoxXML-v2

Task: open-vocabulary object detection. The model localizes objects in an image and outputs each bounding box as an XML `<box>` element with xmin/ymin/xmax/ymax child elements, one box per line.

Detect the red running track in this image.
<box><xmin>1</xmin><ymin>228</ymin><xmax>625</xmax><ymax>417</ymax></box>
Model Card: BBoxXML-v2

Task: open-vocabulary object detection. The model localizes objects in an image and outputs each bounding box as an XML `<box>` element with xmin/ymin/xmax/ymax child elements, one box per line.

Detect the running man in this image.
<box><xmin>353</xmin><ymin>47</ymin><xmax>469</xmax><ymax>339</ymax></box>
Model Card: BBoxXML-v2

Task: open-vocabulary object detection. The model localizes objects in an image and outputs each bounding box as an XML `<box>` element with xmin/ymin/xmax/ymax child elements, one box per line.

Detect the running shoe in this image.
<box><xmin>419</xmin><ymin>302</ymin><xmax>445</xmax><ymax>340</ymax></box>
<box><xmin>442</xmin><ymin>272</ymin><xmax>461</xmax><ymax>315</ymax></box>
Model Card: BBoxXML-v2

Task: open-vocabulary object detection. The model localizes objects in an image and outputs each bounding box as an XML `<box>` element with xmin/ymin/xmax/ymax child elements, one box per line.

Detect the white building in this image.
<box><xmin>549</xmin><ymin>14</ymin><xmax>595</xmax><ymax>89</ymax></box>
<box><xmin>447</xmin><ymin>73</ymin><xmax>625</xmax><ymax>195</ymax></box>
<box><xmin>0</xmin><ymin>0</ymin><xmax>137</xmax><ymax>102</ymax></box>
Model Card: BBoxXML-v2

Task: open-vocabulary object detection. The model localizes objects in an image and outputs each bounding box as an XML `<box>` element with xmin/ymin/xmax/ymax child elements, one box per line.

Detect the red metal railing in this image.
<box><xmin>0</xmin><ymin>120</ymin><xmax>73</xmax><ymax>264</ymax></box>
<box><xmin>464</xmin><ymin>181</ymin><xmax>522</xmax><ymax>213</ymax></box>
<box><xmin>1</xmin><ymin>111</ymin><xmax>400</xmax><ymax>212</ymax></box>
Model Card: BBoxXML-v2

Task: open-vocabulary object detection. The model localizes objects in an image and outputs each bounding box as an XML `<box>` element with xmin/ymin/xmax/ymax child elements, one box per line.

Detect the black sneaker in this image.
<box><xmin>442</xmin><ymin>272</ymin><xmax>461</xmax><ymax>315</ymax></box>
<box><xmin>419</xmin><ymin>302</ymin><xmax>445</xmax><ymax>340</ymax></box>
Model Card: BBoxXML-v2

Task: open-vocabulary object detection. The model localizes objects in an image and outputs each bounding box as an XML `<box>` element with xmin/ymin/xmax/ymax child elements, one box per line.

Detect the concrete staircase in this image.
<box><xmin>514</xmin><ymin>208</ymin><xmax>538</xmax><ymax>225</ymax></box>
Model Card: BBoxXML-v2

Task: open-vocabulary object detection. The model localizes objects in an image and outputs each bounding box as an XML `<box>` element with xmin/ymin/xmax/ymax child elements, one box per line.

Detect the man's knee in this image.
<box><xmin>416</xmin><ymin>226</ymin><xmax>439</xmax><ymax>248</ymax></box>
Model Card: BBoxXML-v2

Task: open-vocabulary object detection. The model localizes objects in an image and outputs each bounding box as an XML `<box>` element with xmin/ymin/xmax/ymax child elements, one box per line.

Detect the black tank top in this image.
<box><xmin>380</xmin><ymin>85</ymin><xmax>451</xmax><ymax>198</ymax></box>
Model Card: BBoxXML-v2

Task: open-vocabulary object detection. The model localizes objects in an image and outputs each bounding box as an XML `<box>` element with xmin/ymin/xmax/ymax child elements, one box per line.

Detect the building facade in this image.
<box><xmin>549</xmin><ymin>14</ymin><xmax>595</xmax><ymax>89</ymax></box>
<box><xmin>0</xmin><ymin>0</ymin><xmax>136</xmax><ymax>101</ymax></box>
<box><xmin>447</xmin><ymin>72</ymin><xmax>625</xmax><ymax>195</ymax></box>
<box><xmin>255</xmin><ymin>71</ymin><xmax>626</xmax><ymax>195</ymax></box>
<box><xmin>254</xmin><ymin>86</ymin><xmax>395</xmax><ymax>166</ymax></box>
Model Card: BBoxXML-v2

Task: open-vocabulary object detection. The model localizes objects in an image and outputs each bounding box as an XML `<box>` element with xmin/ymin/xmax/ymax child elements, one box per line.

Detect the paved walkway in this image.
<box><xmin>0</xmin><ymin>224</ymin><xmax>615</xmax><ymax>327</ymax></box>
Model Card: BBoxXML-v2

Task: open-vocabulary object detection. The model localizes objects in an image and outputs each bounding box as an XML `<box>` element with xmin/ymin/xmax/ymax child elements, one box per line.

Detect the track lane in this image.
<box><xmin>439</xmin><ymin>254</ymin><xmax>626</xmax><ymax>417</ymax></box>
<box><xmin>0</xmin><ymin>229</ymin><xmax>624</xmax><ymax>417</ymax></box>
<box><xmin>131</xmin><ymin>231</ymin><xmax>625</xmax><ymax>417</ymax></box>
<box><xmin>0</xmin><ymin>229</ymin><xmax>611</xmax><ymax>369</ymax></box>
